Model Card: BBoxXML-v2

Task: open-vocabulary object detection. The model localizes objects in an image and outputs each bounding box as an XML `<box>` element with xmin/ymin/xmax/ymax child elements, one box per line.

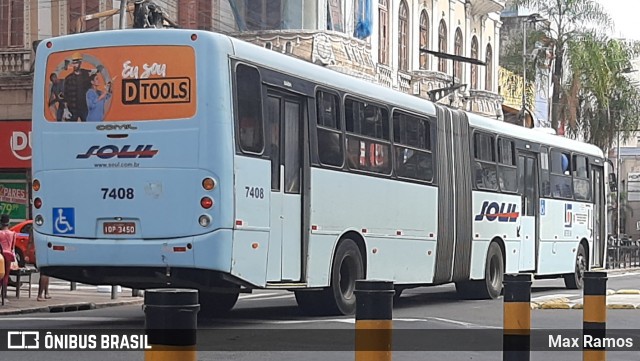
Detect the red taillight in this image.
<box><xmin>34</xmin><ymin>198</ymin><xmax>42</xmax><ymax>209</ymax></box>
<box><xmin>200</xmin><ymin>197</ymin><xmax>213</xmax><ymax>209</ymax></box>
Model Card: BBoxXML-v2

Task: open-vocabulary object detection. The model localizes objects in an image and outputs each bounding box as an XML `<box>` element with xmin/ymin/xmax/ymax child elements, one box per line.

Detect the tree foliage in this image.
<box><xmin>564</xmin><ymin>34</ymin><xmax>640</xmax><ymax>151</ymax></box>
<box><xmin>512</xmin><ymin>0</ymin><xmax>613</xmax><ymax>132</ymax></box>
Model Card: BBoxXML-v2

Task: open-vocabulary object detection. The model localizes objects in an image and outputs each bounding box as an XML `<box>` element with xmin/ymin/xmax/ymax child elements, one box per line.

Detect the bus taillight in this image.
<box><xmin>32</xmin><ymin>179</ymin><xmax>41</xmax><ymax>191</ymax></box>
<box><xmin>202</xmin><ymin>177</ymin><xmax>216</xmax><ymax>190</ymax></box>
<box><xmin>200</xmin><ymin>197</ymin><xmax>213</xmax><ymax>209</ymax></box>
<box><xmin>35</xmin><ymin>215</ymin><xmax>44</xmax><ymax>226</ymax></box>
<box><xmin>34</xmin><ymin>197</ymin><xmax>42</xmax><ymax>209</ymax></box>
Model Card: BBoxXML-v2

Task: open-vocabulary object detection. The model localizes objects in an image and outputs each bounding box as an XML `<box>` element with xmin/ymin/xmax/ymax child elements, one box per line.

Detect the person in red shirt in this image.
<box><xmin>0</xmin><ymin>214</ymin><xmax>16</xmax><ymax>301</ymax></box>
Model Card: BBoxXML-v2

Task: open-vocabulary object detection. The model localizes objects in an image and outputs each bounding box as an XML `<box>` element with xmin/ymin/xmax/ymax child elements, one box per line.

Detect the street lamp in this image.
<box><xmin>520</xmin><ymin>13</ymin><xmax>545</xmax><ymax>127</ymax></box>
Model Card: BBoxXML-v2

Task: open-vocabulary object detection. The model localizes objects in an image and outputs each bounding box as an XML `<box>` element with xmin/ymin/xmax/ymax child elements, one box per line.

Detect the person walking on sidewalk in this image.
<box><xmin>0</xmin><ymin>214</ymin><xmax>17</xmax><ymax>302</ymax></box>
<box><xmin>30</xmin><ymin>228</ymin><xmax>51</xmax><ymax>301</ymax></box>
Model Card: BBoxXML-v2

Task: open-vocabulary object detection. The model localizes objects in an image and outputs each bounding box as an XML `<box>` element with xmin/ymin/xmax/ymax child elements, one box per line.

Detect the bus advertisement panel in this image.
<box><xmin>43</xmin><ymin>46</ymin><xmax>196</xmax><ymax>122</ymax></box>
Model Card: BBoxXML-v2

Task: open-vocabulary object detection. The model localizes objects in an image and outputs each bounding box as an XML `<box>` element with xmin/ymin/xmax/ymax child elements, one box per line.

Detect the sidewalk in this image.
<box><xmin>0</xmin><ymin>277</ymin><xmax>144</xmax><ymax>316</ymax></box>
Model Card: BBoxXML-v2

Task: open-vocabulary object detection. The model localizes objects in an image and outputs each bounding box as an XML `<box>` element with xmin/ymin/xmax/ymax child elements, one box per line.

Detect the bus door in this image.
<box><xmin>266</xmin><ymin>90</ymin><xmax>303</xmax><ymax>282</ymax></box>
<box><xmin>518</xmin><ymin>153</ymin><xmax>539</xmax><ymax>271</ymax></box>
<box><xmin>591</xmin><ymin>165</ymin><xmax>605</xmax><ymax>267</ymax></box>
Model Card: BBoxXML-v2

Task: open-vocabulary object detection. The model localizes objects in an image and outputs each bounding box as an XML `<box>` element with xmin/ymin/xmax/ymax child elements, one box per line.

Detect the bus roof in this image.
<box><xmin>226</xmin><ymin>33</ymin><xmax>438</xmax><ymax>116</ymax></box>
<box><xmin>466</xmin><ymin>112</ymin><xmax>604</xmax><ymax>158</ymax></box>
<box><xmin>224</xmin><ymin>33</ymin><xmax>604</xmax><ymax>159</ymax></box>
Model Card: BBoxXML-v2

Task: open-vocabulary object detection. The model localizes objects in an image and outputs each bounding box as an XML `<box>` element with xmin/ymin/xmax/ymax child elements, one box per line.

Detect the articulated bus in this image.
<box><xmin>32</xmin><ymin>29</ymin><xmax>609</xmax><ymax>316</ymax></box>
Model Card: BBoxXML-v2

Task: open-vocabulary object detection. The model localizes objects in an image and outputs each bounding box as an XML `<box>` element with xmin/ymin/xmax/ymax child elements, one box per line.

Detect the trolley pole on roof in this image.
<box><xmin>119</xmin><ymin>0</ymin><xmax>127</xmax><ymax>29</ymax></box>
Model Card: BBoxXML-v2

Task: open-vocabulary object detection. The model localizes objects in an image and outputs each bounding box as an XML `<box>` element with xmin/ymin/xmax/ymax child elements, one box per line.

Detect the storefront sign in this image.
<box><xmin>0</xmin><ymin>121</ymin><xmax>32</xmax><ymax>168</ymax></box>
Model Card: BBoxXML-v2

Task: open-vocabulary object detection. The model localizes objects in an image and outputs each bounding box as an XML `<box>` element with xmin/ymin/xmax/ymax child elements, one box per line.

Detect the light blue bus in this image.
<box><xmin>31</xmin><ymin>29</ymin><xmax>609</xmax><ymax>316</ymax></box>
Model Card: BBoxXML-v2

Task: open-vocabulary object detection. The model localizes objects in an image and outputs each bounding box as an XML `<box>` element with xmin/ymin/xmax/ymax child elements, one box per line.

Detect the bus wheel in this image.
<box><xmin>199</xmin><ymin>291</ymin><xmax>239</xmax><ymax>317</ymax></box>
<box><xmin>326</xmin><ymin>239</ymin><xmax>364</xmax><ymax>315</ymax></box>
<box><xmin>456</xmin><ymin>242</ymin><xmax>504</xmax><ymax>300</ymax></box>
<box><xmin>564</xmin><ymin>244</ymin><xmax>586</xmax><ymax>289</ymax></box>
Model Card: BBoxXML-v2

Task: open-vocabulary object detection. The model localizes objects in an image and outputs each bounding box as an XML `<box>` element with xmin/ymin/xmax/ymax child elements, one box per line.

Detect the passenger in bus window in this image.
<box><xmin>346</xmin><ymin>137</ymin><xmax>361</xmax><ymax>169</ymax></box>
<box><xmin>318</xmin><ymin>130</ymin><xmax>342</xmax><ymax>166</ymax></box>
<box><xmin>239</xmin><ymin>116</ymin><xmax>262</xmax><ymax>152</ymax></box>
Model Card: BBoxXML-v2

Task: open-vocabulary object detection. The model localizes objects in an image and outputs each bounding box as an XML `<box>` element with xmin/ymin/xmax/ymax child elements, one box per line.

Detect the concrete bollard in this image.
<box><xmin>144</xmin><ymin>289</ymin><xmax>200</xmax><ymax>361</ymax></box>
<box><xmin>503</xmin><ymin>273</ymin><xmax>532</xmax><ymax>361</ymax></box>
<box><xmin>354</xmin><ymin>280</ymin><xmax>394</xmax><ymax>361</ymax></box>
<box><xmin>583</xmin><ymin>272</ymin><xmax>607</xmax><ymax>361</ymax></box>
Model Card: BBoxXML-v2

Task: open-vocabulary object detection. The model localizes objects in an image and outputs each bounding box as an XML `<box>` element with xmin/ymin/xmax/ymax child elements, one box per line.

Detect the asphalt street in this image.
<box><xmin>1</xmin><ymin>272</ymin><xmax>639</xmax><ymax>361</ymax></box>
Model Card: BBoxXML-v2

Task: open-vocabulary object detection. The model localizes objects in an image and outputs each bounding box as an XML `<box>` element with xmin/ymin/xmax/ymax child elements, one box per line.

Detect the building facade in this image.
<box><xmin>0</xmin><ymin>0</ymin><xmax>506</xmax><ymax>222</ymax></box>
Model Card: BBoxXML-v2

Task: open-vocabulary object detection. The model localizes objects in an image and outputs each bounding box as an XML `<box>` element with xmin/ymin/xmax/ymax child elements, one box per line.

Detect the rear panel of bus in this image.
<box><xmin>31</xmin><ymin>30</ymin><xmax>238</xmax><ymax>289</ymax></box>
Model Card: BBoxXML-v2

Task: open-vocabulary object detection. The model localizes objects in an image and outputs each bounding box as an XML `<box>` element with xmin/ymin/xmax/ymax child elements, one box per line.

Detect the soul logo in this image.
<box><xmin>474</xmin><ymin>201</ymin><xmax>519</xmax><ymax>222</ymax></box>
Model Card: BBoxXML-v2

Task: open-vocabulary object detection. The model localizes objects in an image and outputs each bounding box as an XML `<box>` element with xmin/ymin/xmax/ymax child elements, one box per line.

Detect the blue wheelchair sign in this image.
<box><xmin>53</xmin><ymin>207</ymin><xmax>75</xmax><ymax>235</ymax></box>
<box><xmin>540</xmin><ymin>200</ymin><xmax>546</xmax><ymax>216</ymax></box>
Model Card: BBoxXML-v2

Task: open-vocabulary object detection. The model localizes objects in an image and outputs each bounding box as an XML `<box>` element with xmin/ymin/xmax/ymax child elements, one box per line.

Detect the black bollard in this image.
<box><xmin>354</xmin><ymin>280</ymin><xmax>394</xmax><ymax>361</ymax></box>
<box><xmin>583</xmin><ymin>272</ymin><xmax>607</xmax><ymax>361</ymax></box>
<box><xmin>144</xmin><ymin>288</ymin><xmax>200</xmax><ymax>361</ymax></box>
<box><xmin>503</xmin><ymin>273</ymin><xmax>532</xmax><ymax>361</ymax></box>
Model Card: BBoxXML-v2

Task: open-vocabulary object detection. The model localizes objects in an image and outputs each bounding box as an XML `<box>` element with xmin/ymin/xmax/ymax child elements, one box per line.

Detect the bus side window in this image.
<box><xmin>316</xmin><ymin>91</ymin><xmax>343</xmax><ymax>167</ymax></box>
<box><xmin>474</xmin><ymin>132</ymin><xmax>498</xmax><ymax>191</ymax></box>
<box><xmin>550</xmin><ymin>150</ymin><xmax>573</xmax><ymax>199</ymax></box>
<box><xmin>539</xmin><ymin>148</ymin><xmax>551</xmax><ymax>197</ymax></box>
<box><xmin>235</xmin><ymin>64</ymin><xmax>264</xmax><ymax>154</ymax></box>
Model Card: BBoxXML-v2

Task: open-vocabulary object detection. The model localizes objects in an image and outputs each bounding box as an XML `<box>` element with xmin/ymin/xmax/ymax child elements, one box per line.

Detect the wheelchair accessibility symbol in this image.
<box><xmin>53</xmin><ymin>207</ymin><xmax>75</xmax><ymax>235</ymax></box>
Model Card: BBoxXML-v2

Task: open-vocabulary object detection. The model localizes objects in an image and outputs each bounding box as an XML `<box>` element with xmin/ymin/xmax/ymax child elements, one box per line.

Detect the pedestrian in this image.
<box><xmin>0</xmin><ymin>214</ymin><xmax>17</xmax><ymax>302</ymax></box>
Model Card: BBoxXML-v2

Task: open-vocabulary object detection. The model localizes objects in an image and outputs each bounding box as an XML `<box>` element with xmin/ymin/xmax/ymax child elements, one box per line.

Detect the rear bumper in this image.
<box><xmin>34</xmin><ymin>228</ymin><xmax>240</xmax><ymax>289</ymax></box>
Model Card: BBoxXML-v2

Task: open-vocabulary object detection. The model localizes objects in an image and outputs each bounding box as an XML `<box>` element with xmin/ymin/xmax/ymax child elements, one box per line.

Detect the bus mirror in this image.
<box><xmin>609</xmin><ymin>173</ymin><xmax>618</xmax><ymax>192</ymax></box>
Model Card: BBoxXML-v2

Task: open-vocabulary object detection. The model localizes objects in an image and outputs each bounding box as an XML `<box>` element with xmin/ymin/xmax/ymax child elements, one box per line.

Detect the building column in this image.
<box><xmin>464</xmin><ymin>1</ymin><xmax>472</xmax><ymax>87</ymax></box>
<box><xmin>449</xmin><ymin>0</ymin><xmax>455</xmax><ymax>77</ymax></box>
<box><xmin>493</xmin><ymin>19</ymin><xmax>502</xmax><ymax>94</ymax></box>
<box><xmin>432</xmin><ymin>0</ymin><xmax>438</xmax><ymax>72</ymax></box>
<box><xmin>479</xmin><ymin>14</ymin><xmax>486</xmax><ymax>90</ymax></box>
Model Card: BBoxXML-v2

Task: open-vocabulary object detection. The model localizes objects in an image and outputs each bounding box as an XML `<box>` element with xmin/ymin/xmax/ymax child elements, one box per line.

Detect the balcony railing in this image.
<box><xmin>0</xmin><ymin>50</ymin><xmax>31</xmax><ymax>74</ymax></box>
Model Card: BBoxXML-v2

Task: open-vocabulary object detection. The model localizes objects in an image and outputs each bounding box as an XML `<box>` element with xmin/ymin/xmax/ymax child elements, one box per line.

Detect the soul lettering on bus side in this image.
<box><xmin>474</xmin><ymin>201</ymin><xmax>519</xmax><ymax>222</ymax></box>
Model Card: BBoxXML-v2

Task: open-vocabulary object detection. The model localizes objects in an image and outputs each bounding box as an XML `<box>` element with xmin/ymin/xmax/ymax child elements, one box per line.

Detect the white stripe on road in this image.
<box><xmin>238</xmin><ymin>292</ymin><xmax>281</xmax><ymax>299</ymax></box>
<box><xmin>0</xmin><ymin>316</ymin><xmax>134</xmax><ymax>322</ymax></box>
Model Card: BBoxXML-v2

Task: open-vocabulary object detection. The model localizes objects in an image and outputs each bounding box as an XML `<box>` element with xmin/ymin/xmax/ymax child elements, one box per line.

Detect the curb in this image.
<box><xmin>0</xmin><ymin>298</ymin><xmax>144</xmax><ymax>316</ymax></box>
<box><xmin>615</xmin><ymin>289</ymin><xmax>640</xmax><ymax>295</ymax></box>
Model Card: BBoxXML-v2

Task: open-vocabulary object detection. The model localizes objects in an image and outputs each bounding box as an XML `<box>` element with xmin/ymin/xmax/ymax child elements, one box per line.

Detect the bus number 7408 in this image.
<box><xmin>245</xmin><ymin>186</ymin><xmax>264</xmax><ymax>199</ymax></box>
<box><xmin>101</xmin><ymin>187</ymin><xmax>135</xmax><ymax>200</ymax></box>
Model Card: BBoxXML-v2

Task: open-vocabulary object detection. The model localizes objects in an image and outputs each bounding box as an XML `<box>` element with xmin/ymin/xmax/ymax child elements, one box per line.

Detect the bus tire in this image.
<box><xmin>456</xmin><ymin>242</ymin><xmax>503</xmax><ymax>300</ymax></box>
<box><xmin>199</xmin><ymin>291</ymin><xmax>239</xmax><ymax>317</ymax></box>
<box><xmin>564</xmin><ymin>244</ymin><xmax>586</xmax><ymax>289</ymax></box>
<box><xmin>324</xmin><ymin>238</ymin><xmax>364</xmax><ymax>315</ymax></box>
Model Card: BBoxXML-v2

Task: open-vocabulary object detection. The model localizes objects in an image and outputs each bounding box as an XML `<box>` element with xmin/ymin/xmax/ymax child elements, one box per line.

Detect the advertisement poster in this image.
<box><xmin>0</xmin><ymin>180</ymin><xmax>28</xmax><ymax>222</ymax></box>
<box><xmin>44</xmin><ymin>46</ymin><xmax>196</xmax><ymax>122</ymax></box>
<box><xmin>0</xmin><ymin>121</ymin><xmax>32</xmax><ymax>169</ymax></box>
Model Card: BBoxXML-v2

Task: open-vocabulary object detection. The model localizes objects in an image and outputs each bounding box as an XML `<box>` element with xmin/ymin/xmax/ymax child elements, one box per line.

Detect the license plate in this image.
<box><xmin>103</xmin><ymin>222</ymin><xmax>136</xmax><ymax>235</ymax></box>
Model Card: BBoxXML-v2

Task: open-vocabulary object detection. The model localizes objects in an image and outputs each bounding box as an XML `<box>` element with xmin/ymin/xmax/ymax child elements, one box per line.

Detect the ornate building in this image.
<box><xmin>0</xmin><ymin>1</ymin><xmax>506</xmax><ymax>223</ymax></box>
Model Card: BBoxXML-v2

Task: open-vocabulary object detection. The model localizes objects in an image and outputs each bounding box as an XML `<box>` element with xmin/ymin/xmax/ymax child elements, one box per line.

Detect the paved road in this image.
<box><xmin>2</xmin><ymin>272</ymin><xmax>639</xmax><ymax>361</ymax></box>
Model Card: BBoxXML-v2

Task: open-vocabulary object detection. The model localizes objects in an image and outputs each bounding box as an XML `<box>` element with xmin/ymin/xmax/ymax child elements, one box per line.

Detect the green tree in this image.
<box><xmin>563</xmin><ymin>34</ymin><xmax>640</xmax><ymax>151</ymax></box>
<box><xmin>512</xmin><ymin>0</ymin><xmax>613</xmax><ymax>132</ymax></box>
